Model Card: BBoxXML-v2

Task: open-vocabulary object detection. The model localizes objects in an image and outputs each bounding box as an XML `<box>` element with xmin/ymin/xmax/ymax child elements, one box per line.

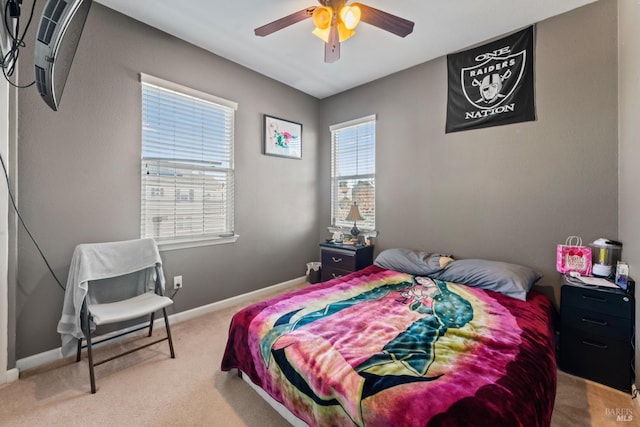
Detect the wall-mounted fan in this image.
<box><xmin>254</xmin><ymin>1</ymin><xmax>414</xmax><ymax>63</ymax></box>
<box><xmin>34</xmin><ymin>0</ymin><xmax>93</xmax><ymax>111</ymax></box>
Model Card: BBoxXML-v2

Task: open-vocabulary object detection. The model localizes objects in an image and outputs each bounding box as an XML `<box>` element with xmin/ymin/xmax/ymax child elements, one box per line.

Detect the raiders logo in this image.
<box><xmin>461</xmin><ymin>50</ymin><xmax>526</xmax><ymax>111</ymax></box>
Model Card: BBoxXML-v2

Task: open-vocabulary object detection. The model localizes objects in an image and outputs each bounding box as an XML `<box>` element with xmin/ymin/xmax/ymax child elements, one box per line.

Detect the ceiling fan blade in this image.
<box><xmin>354</xmin><ymin>3</ymin><xmax>414</xmax><ymax>38</ymax></box>
<box><xmin>324</xmin><ymin>23</ymin><xmax>340</xmax><ymax>63</ymax></box>
<box><xmin>254</xmin><ymin>7</ymin><xmax>316</xmax><ymax>37</ymax></box>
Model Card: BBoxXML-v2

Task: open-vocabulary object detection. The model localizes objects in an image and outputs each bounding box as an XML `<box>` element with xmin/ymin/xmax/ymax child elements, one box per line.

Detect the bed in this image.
<box><xmin>221</xmin><ymin>250</ymin><xmax>557</xmax><ymax>427</ymax></box>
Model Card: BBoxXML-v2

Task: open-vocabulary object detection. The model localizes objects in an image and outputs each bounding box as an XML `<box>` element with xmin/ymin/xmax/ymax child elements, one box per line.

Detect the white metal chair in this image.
<box><xmin>58</xmin><ymin>238</ymin><xmax>175</xmax><ymax>393</ymax></box>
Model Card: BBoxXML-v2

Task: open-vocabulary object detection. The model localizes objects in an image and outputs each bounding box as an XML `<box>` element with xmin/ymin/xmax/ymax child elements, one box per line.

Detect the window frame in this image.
<box><xmin>140</xmin><ymin>73</ymin><xmax>238</xmax><ymax>251</ymax></box>
<box><xmin>330</xmin><ymin>114</ymin><xmax>377</xmax><ymax>232</ymax></box>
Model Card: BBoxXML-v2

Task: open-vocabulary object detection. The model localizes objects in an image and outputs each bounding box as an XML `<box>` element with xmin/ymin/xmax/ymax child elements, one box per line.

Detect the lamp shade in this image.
<box><xmin>346</xmin><ymin>203</ymin><xmax>364</xmax><ymax>222</ymax></box>
<box><xmin>337</xmin><ymin>5</ymin><xmax>360</xmax><ymax>41</ymax></box>
<box><xmin>337</xmin><ymin>22</ymin><xmax>355</xmax><ymax>42</ymax></box>
<box><xmin>312</xmin><ymin>6</ymin><xmax>333</xmax><ymax>42</ymax></box>
<box><xmin>340</xmin><ymin>5</ymin><xmax>361</xmax><ymax>30</ymax></box>
<box><xmin>312</xmin><ymin>6</ymin><xmax>332</xmax><ymax>29</ymax></box>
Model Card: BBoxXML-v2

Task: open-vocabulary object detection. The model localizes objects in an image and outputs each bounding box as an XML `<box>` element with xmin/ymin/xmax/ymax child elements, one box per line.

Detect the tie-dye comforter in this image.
<box><xmin>221</xmin><ymin>265</ymin><xmax>557</xmax><ymax>427</ymax></box>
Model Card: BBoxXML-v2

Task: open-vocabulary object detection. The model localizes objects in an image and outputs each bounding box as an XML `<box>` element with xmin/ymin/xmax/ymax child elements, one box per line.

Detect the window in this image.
<box><xmin>140</xmin><ymin>74</ymin><xmax>237</xmax><ymax>249</ymax></box>
<box><xmin>330</xmin><ymin>115</ymin><xmax>376</xmax><ymax>230</ymax></box>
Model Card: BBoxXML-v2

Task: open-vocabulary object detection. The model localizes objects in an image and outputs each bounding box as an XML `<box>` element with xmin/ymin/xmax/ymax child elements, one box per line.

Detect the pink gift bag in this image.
<box><xmin>556</xmin><ymin>236</ymin><xmax>592</xmax><ymax>275</ymax></box>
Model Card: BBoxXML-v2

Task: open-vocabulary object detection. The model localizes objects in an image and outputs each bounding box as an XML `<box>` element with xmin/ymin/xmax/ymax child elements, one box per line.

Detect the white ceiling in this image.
<box><xmin>94</xmin><ymin>0</ymin><xmax>598</xmax><ymax>99</ymax></box>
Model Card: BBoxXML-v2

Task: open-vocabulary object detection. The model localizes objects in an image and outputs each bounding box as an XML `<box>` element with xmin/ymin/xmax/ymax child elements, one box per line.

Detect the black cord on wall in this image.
<box><xmin>0</xmin><ymin>151</ymin><xmax>65</xmax><ymax>290</ymax></box>
<box><xmin>0</xmin><ymin>153</ymin><xmax>179</xmax><ymax>296</ymax></box>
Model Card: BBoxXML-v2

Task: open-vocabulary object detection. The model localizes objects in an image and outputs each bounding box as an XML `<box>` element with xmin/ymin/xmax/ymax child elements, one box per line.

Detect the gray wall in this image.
<box><xmin>318</xmin><ymin>0</ymin><xmax>618</xmax><ymax>303</ymax></box>
<box><xmin>618</xmin><ymin>0</ymin><xmax>640</xmax><ymax>382</ymax></box>
<box><xmin>14</xmin><ymin>3</ymin><xmax>320</xmax><ymax>359</ymax></box>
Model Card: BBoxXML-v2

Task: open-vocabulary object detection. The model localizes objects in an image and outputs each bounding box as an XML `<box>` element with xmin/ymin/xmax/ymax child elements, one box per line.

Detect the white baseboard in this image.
<box><xmin>6</xmin><ymin>368</ymin><xmax>18</xmax><ymax>383</ymax></box>
<box><xmin>15</xmin><ymin>276</ymin><xmax>306</xmax><ymax>374</ymax></box>
<box><xmin>169</xmin><ymin>275</ymin><xmax>306</xmax><ymax>324</ymax></box>
<box><xmin>15</xmin><ymin>348</ymin><xmax>63</xmax><ymax>372</ymax></box>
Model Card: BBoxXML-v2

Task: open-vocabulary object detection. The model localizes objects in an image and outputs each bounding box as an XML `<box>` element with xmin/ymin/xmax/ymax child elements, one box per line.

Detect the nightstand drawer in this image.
<box><xmin>322</xmin><ymin>250</ymin><xmax>356</xmax><ymax>271</ymax></box>
<box><xmin>561</xmin><ymin>285</ymin><xmax>633</xmax><ymax>319</ymax></box>
<box><xmin>319</xmin><ymin>243</ymin><xmax>374</xmax><ymax>283</ymax></box>
<box><xmin>560</xmin><ymin>327</ymin><xmax>633</xmax><ymax>392</ymax></box>
<box><xmin>561</xmin><ymin>305</ymin><xmax>632</xmax><ymax>340</ymax></box>
<box><xmin>321</xmin><ymin>266</ymin><xmax>352</xmax><ymax>282</ymax></box>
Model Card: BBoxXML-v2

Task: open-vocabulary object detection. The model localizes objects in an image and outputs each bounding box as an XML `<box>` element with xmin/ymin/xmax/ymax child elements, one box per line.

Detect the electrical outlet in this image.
<box><xmin>173</xmin><ymin>275</ymin><xmax>183</xmax><ymax>290</ymax></box>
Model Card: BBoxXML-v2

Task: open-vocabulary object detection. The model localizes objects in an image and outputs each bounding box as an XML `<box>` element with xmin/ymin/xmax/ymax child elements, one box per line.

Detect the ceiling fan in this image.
<box><xmin>254</xmin><ymin>0</ymin><xmax>414</xmax><ymax>63</ymax></box>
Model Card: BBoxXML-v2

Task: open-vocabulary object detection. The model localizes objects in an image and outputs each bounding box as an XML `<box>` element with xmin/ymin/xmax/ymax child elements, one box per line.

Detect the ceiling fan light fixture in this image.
<box><xmin>312</xmin><ymin>26</ymin><xmax>331</xmax><ymax>43</ymax></box>
<box><xmin>340</xmin><ymin>5</ymin><xmax>361</xmax><ymax>30</ymax></box>
<box><xmin>337</xmin><ymin>22</ymin><xmax>355</xmax><ymax>42</ymax></box>
<box><xmin>253</xmin><ymin>1</ymin><xmax>415</xmax><ymax>62</ymax></box>
<box><xmin>312</xmin><ymin>6</ymin><xmax>333</xmax><ymax>42</ymax></box>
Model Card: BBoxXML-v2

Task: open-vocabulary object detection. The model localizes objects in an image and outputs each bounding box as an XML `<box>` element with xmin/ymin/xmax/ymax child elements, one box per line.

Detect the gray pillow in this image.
<box><xmin>429</xmin><ymin>259</ymin><xmax>542</xmax><ymax>301</ymax></box>
<box><xmin>374</xmin><ymin>248</ymin><xmax>450</xmax><ymax>276</ymax></box>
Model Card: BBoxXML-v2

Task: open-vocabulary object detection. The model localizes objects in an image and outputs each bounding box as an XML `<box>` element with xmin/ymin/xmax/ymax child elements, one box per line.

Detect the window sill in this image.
<box><xmin>156</xmin><ymin>234</ymin><xmax>239</xmax><ymax>252</ymax></box>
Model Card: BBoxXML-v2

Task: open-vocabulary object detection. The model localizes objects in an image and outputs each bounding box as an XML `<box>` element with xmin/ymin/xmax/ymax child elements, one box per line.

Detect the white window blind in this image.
<box><xmin>140</xmin><ymin>74</ymin><xmax>237</xmax><ymax>246</ymax></box>
<box><xmin>330</xmin><ymin>115</ymin><xmax>376</xmax><ymax>230</ymax></box>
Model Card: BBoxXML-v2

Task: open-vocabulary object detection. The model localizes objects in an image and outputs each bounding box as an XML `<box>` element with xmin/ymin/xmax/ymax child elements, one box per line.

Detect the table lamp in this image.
<box><xmin>345</xmin><ymin>202</ymin><xmax>364</xmax><ymax>238</ymax></box>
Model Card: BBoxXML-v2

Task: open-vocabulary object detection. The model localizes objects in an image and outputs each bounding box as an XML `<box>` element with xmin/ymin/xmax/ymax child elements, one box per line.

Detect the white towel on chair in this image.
<box><xmin>57</xmin><ymin>238</ymin><xmax>165</xmax><ymax>356</ymax></box>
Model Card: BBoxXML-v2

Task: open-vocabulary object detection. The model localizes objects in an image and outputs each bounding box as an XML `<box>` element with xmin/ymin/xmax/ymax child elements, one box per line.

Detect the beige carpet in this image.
<box><xmin>1</xmin><ymin>283</ymin><xmax>638</xmax><ymax>427</ymax></box>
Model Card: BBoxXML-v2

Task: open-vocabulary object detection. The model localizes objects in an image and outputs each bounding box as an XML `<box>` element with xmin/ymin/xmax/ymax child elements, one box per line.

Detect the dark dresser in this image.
<box><xmin>559</xmin><ymin>276</ymin><xmax>635</xmax><ymax>392</ymax></box>
<box><xmin>319</xmin><ymin>242</ymin><xmax>374</xmax><ymax>282</ymax></box>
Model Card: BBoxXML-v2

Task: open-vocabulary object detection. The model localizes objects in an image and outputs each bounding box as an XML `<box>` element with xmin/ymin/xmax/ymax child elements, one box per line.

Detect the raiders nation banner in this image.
<box><xmin>446</xmin><ymin>26</ymin><xmax>535</xmax><ymax>133</ymax></box>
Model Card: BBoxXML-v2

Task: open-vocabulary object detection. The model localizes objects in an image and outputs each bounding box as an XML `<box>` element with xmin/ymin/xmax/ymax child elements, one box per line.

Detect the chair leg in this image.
<box><xmin>83</xmin><ymin>305</ymin><xmax>96</xmax><ymax>394</ymax></box>
<box><xmin>148</xmin><ymin>312</ymin><xmax>156</xmax><ymax>337</ymax></box>
<box><xmin>76</xmin><ymin>336</ymin><xmax>82</xmax><ymax>362</ymax></box>
<box><xmin>162</xmin><ymin>307</ymin><xmax>175</xmax><ymax>359</ymax></box>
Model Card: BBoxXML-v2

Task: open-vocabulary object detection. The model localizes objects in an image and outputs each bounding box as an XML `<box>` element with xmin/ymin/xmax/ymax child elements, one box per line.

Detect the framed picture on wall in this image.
<box><xmin>263</xmin><ymin>115</ymin><xmax>302</xmax><ymax>159</ymax></box>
